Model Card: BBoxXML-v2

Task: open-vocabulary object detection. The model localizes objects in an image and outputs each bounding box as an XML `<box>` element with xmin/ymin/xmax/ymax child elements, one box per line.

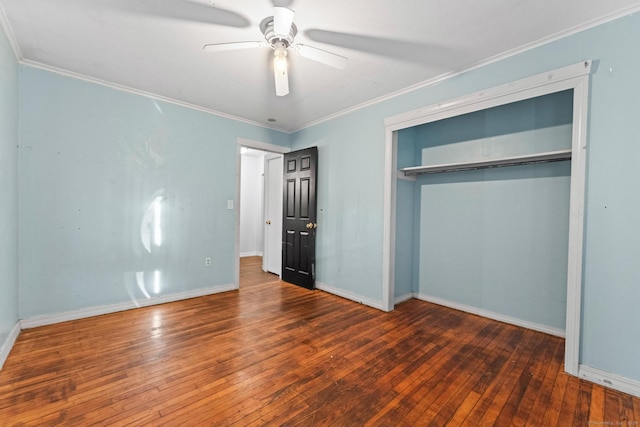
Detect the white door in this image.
<box><xmin>263</xmin><ymin>155</ymin><xmax>283</xmax><ymax>275</ymax></box>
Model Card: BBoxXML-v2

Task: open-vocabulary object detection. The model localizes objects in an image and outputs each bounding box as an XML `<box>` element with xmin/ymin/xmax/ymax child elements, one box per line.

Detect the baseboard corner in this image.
<box><xmin>579</xmin><ymin>365</ymin><xmax>640</xmax><ymax>398</ymax></box>
<box><xmin>315</xmin><ymin>281</ymin><xmax>384</xmax><ymax>311</ymax></box>
<box><xmin>0</xmin><ymin>322</ymin><xmax>21</xmax><ymax>370</ymax></box>
<box><xmin>394</xmin><ymin>293</ymin><xmax>415</xmax><ymax>304</ymax></box>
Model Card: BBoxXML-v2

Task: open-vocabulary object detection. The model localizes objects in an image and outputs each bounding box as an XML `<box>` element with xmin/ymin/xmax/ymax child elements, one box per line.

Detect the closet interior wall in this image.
<box><xmin>395</xmin><ymin>90</ymin><xmax>574</xmax><ymax>333</ymax></box>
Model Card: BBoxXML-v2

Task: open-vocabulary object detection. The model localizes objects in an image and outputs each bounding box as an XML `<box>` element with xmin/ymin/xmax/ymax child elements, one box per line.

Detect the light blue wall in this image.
<box><xmin>415</xmin><ymin>91</ymin><xmax>572</xmax><ymax>331</ymax></box>
<box><xmin>0</xmin><ymin>27</ymin><xmax>19</xmax><ymax>355</ymax></box>
<box><xmin>8</xmin><ymin>7</ymin><xmax>640</xmax><ymax>385</ymax></box>
<box><xmin>291</xmin><ymin>13</ymin><xmax>640</xmax><ymax>382</ymax></box>
<box><xmin>417</xmin><ymin>91</ymin><xmax>574</xmax><ymax>165</ymax></box>
<box><xmin>418</xmin><ymin>163</ymin><xmax>570</xmax><ymax>330</ymax></box>
<box><xmin>291</xmin><ymin>112</ymin><xmax>386</xmax><ymax>302</ymax></box>
<box><xmin>18</xmin><ymin>66</ymin><xmax>289</xmax><ymax>318</ymax></box>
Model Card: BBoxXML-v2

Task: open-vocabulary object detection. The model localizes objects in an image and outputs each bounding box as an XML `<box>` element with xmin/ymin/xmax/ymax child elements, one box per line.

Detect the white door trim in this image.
<box><xmin>382</xmin><ymin>61</ymin><xmax>592</xmax><ymax>376</ymax></box>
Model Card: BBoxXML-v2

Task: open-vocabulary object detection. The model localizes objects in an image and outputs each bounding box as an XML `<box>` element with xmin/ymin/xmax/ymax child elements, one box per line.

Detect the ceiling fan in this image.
<box><xmin>203</xmin><ymin>6</ymin><xmax>348</xmax><ymax>97</ymax></box>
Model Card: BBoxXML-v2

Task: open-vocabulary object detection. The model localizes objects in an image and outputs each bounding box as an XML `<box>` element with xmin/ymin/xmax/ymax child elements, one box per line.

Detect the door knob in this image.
<box><xmin>306</xmin><ymin>223</ymin><xmax>318</xmax><ymax>229</ymax></box>
<box><xmin>266</xmin><ymin>220</ymin><xmax>271</xmax><ymax>225</ymax></box>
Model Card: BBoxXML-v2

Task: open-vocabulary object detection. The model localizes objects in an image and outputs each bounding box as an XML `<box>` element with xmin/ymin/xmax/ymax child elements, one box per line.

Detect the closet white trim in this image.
<box><xmin>382</xmin><ymin>60</ymin><xmax>591</xmax><ymax>378</ymax></box>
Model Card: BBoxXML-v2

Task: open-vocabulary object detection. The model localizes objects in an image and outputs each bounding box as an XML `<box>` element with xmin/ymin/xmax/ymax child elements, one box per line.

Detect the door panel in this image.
<box><xmin>284</xmin><ymin>230</ymin><xmax>295</xmax><ymax>270</ymax></box>
<box><xmin>282</xmin><ymin>147</ymin><xmax>317</xmax><ymax>289</ymax></box>
<box><xmin>285</xmin><ymin>180</ymin><xmax>295</xmax><ymax>217</ymax></box>
<box><xmin>264</xmin><ymin>155</ymin><xmax>283</xmax><ymax>275</ymax></box>
<box><xmin>300</xmin><ymin>178</ymin><xmax>310</xmax><ymax>218</ymax></box>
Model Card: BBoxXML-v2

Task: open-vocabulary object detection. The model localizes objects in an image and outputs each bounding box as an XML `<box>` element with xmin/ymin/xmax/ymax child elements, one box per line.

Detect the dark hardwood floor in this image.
<box><xmin>1</xmin><ymin>256</ymin><xmax>638</xmax><ymax>425</ymax></box>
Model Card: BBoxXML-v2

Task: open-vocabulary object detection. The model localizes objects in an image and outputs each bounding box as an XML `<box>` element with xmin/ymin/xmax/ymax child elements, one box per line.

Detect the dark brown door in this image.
<box><xmin>282</xmin><ymin>147</ymin><xmax>317</xmax><ymax>289</ymax></box>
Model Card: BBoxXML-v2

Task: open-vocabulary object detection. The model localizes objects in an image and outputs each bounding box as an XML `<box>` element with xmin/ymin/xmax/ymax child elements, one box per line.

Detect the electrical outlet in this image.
<box><xmin>205</xmin><ymin>257</ymin><xmax>212</xmax><ymax>267</ymax></box>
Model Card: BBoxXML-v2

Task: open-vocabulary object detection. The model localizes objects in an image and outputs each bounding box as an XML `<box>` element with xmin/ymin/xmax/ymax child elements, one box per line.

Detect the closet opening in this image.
<box><xmin>382</xmin><ymin>61</ymin><xmax>591</xmax><ymax>376</ymax></box>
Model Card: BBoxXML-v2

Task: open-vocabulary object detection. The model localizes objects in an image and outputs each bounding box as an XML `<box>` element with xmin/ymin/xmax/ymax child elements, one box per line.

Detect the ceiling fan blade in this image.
<box><xmin>273</xmin><ymin>6</ymin><xmax>295</xmax><ymax>37</ymax></box>
<box><xmin>294</xmin><ymin>45</ymin><xmax>348</xmax><ymax>70</ymax></box>
<box><xmin>274</xmin><ymin>56</ymin><xmax>290</xmax><ymax>96</ymax></box>
<box><xmin>203</xmin><ymin>41</ymin><xmax>266</xmax><ymax>52</ymax></box>
<box><xmin>113</xmin><ymin>0</ymin><xmax>250</xmax><ymax>28</ymax></box>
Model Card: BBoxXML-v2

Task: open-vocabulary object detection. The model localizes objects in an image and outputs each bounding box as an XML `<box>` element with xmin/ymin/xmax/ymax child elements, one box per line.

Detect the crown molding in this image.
<box><xmin>20</xmin><ymin>59</ymin><xmax>289</xmax><ymax>134</ymax></box>
<box><xmin>293</xmin><ymin>4</ymin><xmax>640</xmax><ymax>133</ymax></box>
<box><xmin>6</xmin><ymin>3</ymin><xmax>640</xmax><ymax>135</ymax></box>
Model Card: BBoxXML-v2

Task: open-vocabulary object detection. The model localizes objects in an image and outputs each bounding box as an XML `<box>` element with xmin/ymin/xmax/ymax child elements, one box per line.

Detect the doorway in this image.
<box><xmin>235</xmin><ymin>138</ymin><xmax>290</xmax><ymax>287</ymax></box>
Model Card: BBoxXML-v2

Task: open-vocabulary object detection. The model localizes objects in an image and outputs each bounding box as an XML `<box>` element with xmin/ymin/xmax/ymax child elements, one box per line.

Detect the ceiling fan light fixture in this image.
<box><xmin>273</xmin><ymin>46</ymin><xmax>289</xmax><ymax>96</ymax></box>
<box><xmin>274</xmin><ymin>47</ymin><xmax>288</xmax><ymax>73</ymax></box>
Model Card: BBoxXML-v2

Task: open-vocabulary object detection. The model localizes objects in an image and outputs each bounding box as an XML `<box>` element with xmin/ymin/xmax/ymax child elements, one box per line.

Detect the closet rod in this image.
<box><xmin>400</xmin><ymin>149</ymin><xmax>572</xmax><ymax>176</ymax></box>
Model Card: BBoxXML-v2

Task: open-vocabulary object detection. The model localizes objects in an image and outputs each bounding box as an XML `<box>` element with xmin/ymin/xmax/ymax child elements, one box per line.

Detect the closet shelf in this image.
<box><xmin>400</xmin><ymin>149</ymin><xmax>572</xmax><ymax>176</ymax></box>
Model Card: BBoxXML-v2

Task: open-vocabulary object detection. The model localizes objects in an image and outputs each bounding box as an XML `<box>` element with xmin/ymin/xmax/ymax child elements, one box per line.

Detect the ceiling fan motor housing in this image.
<box><xmin>260</xmin><ymin>17</ymin><xmax>297</xmax><ymax>48</ymax></box>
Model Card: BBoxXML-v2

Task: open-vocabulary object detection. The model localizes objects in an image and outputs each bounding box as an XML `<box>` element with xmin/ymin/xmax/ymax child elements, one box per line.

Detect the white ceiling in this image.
<box><xmin>2</xmin><ymin>0</ymin><xmax>640</xmax><ymax>132</ymax></box>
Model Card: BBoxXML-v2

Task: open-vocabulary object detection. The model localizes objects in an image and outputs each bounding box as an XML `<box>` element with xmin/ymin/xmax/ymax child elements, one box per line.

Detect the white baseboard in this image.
<box><xmin>240</xmin><ymin>252</ymin><xmax>263</xmax><ymax>258</ymax></box>
<box><xmin>315</xmin><ymin>281</ymin><xmax>384</xmax><ymax>311</ymax></box>
<box><xmin>20</xmin><ymin>284</ymin><xmax>237</xmax><ymax>329</ymax></box>
<box><xmin>415</xmin><ymin>293</ymin><xmax>566</xmax><ymax>338</ymax></box>
<box><xmin>0</xmin><ymin>322</ymin><xmax>21</xmax><ymax>370</ymax></box>
<box><xmin>579</xmin><ymin>365</ymin><xmax>640</xmax><ymax>398</ymax></box>
<box><xmin>395</xmin><ymin>292</ymin><xmax>415</xmax><ymax>304</ymax></box>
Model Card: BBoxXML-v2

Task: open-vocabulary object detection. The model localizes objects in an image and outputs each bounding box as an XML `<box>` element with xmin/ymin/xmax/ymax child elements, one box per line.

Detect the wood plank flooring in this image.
<box><xmin>1</xmin><ymin>256</ymin><xmax>638</xmax><ymax>426</ymax></box>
